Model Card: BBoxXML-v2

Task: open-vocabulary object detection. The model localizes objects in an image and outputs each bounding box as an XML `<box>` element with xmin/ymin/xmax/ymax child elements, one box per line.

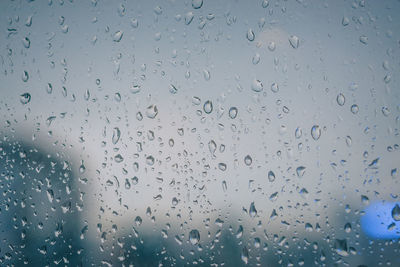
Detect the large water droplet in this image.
<box><xmin>113</xmin><ymin>31</ymin><xmax>123</xmax><ymax>42</ymax></box>
<box><xmin>20</xmin><ymin>93</ymin><xmax>31</xmax><ymax>104</ymax></box>
<box><xmin>268</xmin><ymin>171</ymin><xmax>276</xmax><ymax>182</ymax></box>
<box><xmin>337</xmin><ymin>93</ymin><xmax>345</xmax><ymax>106</ymax></box>
<box><xmin>229</xmin><ymin>107</ymin><xmax>238</xmax><ymax>119</ymax></box>
<box><xmin>246</xmin><ymin>29</ymin><xmax>255</xmax><ymax>41</ymax></box>
<box><xmin>241</xmin><ymin>246</ymin><xmax>249</xmax><ymax>264</ymax></box>
<box><xmin>244</xmin><ymin>155</ymin><xmax>253</xmax><ymax>166</ymax></box>
<box><xmin>203</xmin><ymin>100</ymin><xmax>213</xmax><ymax>114</ymax></box>
<box><xmin>189</xmin><ymin>229</ymin><xmax>200</xmax><ymax>245</ymax></box>
<box><xmin>392</xmin><ymin>204</ymin><xmax>400</xmax><ymax>221</ymax></box>
<box><xmin>146</xmin><ymin>105</ymin><xmax>158</xmax><ymax>118</ymax></box>
<box><xmin>289</xmin><ymin>35</ymin><xmax>299</xmax><ymax>48</ymax></box>
<box><xmin>192</xmin><ymin>0</ymin><xmax>203</xmax><ymax>9</ymax></box>
<box><xmin>112</xmin><ymin>127</ymin><xmax>121</xmax><ymax>144</ymax></box>
<box><xmin>296</xmin><ymin>166</ymin><xmax>306</xmax><ymax>178</ymax></box>
<box><xmin>249</xmin><ymin>202</ymin><xmax>257</xmax><ymax>218</ymax></box>
<box><xmin>251</xmin><ymin>79</ymin><xmax>263</xmax><ymax>92</ymax></box>
<box><xmin>270</xmin><ymin>82</ymin><xmax>279</xmax><ymax>93</ymax></box>
<box><xmin>311</xmin><ymin>125</ymin><xmax>321</xmax><ymax>140</ymax></box>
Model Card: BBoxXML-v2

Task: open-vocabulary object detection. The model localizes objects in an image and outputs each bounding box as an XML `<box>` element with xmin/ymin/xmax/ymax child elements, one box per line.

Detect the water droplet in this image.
<box><xmin>229</xmin><ymin>107</ymin><xmax>238</xmax><ymax>119</ymax></box>
<box><xmin>392</xmin><ymin>204</ymin><xmax>400</xmax><ymax>221</ymax></box>
<box><xmin>350</xmin><ymin>104</ymin><xmax>359</xmax><ymax>114</ymax></box>
<box><xmin>270</xmin><ymin>82</ymin><xmax>279</xmax><ymax>93</ymax></box>
<box><xmin>22</xmin><ymin>37</ymin><xmax>30</xmax><ymax>48</ymax></box>
<box><xmin>135</xmin><ymin>216</ymin><xmax>142</xmax><ymax>226</ymax></box>
<box><xmin>311</xmin><ymin>125</ymin><xmax>321</xmax><ymax>140</ymax></box>
<box><xmin>359</xmin><ymin>35</ymin><xmax>368</xmax><ymax>45</ymax></box>
<box><xmin>222</xmin><ymin>180</ymin><xmax>227</xmax><ymax>192</ymax></box>
<box><xmin>289</xmin><ymin>35</ymin><xmax>299</xmax><ymax>48</ymax></box>
<box><xmin>22</xmin><ymin>70</ymin><xmax>29</xmax><ymax>82</ymax></box>
<box><xmin>131</xmin><ymin>18</ymin><xmax>138</xmax><ymax>28</ymax></box>
<box><xmin>249</xmin><ymin>202</ymin><xmax>257</xmax><ymax>218</ymax></box>
<box><xmin>252</xmin><ymin>53</ymin><xmax>260</xmax><ymax>64</ymax></box>
<box><xmin>218</xmin><ymin>163</ymin><xmax>227</xmax><ymax>171</ymax></box>
<box><xmin>382</xmin><ymin>106</ymin><xmax>390</xmax><ymax>117</ymax></box>
<box><xmin>241</xmin><ymin>246</ymin><xmax>249</xmax><ymax>264</ymax></box>
<box><xmin>172</xmin><ymin>197</ymin><xmax>179</xmax><ymax>206</ymax></box>
<box><xmin>189</xmin><ymin>229</ymin><xmax>200</xmax><ymax>245</ymax></box>
<box><xmin>125</xmin><ymin>179</ymin><xmax>131</xmax><ymax>189</ymax></box>
<box><xmin>112</xmin><ymin>127</ymin><xmax>121</xmax><ymax>144</ymax></box>
<box><xmin>268</xmin><ymin>171</ymin><xmax>276</xmax><ymax>182</ymax></box>
<box><xmin>244</xmin><ymin>155</ymin><xmax>253</xmax><ymax>166</ymax></box>
<box><xmin>251</xmin><ymin>79</ymin><xmax>263</xmax><ymax>92</ymax></box>
<box><xmin>344</xmin><ymin>222</ymin><xmax>352</xmax><ymax>233</ymax></box>
<box><xmin>337</xmin><ymin>93</ymin><xmax>345</xmax><ymax>106</ymax></box>
<box><xmin>345</xmin><ymin>136</ymin><xmax>352</xmax><ymax>147</ymax></box>
<box><xmin>246</xmin><ymin>29</ymin><xmax>255</xmax><ymax>41</ymax></box>
<box><xmin>334</xmin><ymin>239</ymin><xmax>349</xmax><ymax>257</ymax></box>
<box><xmin>169</xmin><ymin>84</ymin><xmax>178</xmax><ymax>94</ymax></box>
<box><xmin>236</xmin><ymin>225</ymin><xmax>243</xmax><ymax>238</ymax></box>
<box><xmin>268</xmin><ymin>41</ymin><xmax>276</xmax><ymax>51</ymax></box>
<box><xmin>342</xmin><ymin>16</ymin><xmax>349</xmax><ymax>26</ymax></box>
<box><xmin>20</xmin><ymin>93</ymin><xmax>31</xmax><ymax>104</ymax></box>
<box><xmin>361</xmin><ymin>195</ymin><xmax>369</xmax><ymax>205</ymax></box>
<box><xmin>114</xmin><ymin>154</ymin><xmax>124</xmax><ymax>163</ymax></box>
<box><xmin>146</xmin><ymin>105</ymin><xmax>158</xmax><ymax>118</ymax></box>
<box><xmin>295</xmin><ymin>127</ymin><xmax>302</xmax><ymax>139</ymax></box>
<box><xmin>185</xmin><ymin>12</ymin><xmax>194</xmax><ymax>25</ymax></box>
<box><xmin>192</xmin><ymin>0</ymin><xmax>203</xmax><ymax>9</ymax></box>
<box><xmin>262</xmin><ymin>0</ymin><xmax>269</xmax><ymax>8</ymax></box>
<box><xmin>146</xmin><ymin>155</ymin><xmax>155</xmax><ymax>166</ymax></box>
<box><xmin>203</xmin><ymin>100</ymin><xmax>213</xmax><ymax>114</ymax></box>
<box><xmin>296</xmin><ymin>166</ymin><xmax>306</xmax><ymax>178</ymax></box>
<box><xmin>113</xmin><ymin>31</ymin><xmax>123</xmax><ymax>42</ymax></box>
<box><xmin>203</xmin><ymin>69</ymin><xmax>211</xmax><ymax>81</ymax></box>
<box><xmin>130</xmin><ymin>84</ymin><xmax>141</xmax><ymax>94</ymax></box>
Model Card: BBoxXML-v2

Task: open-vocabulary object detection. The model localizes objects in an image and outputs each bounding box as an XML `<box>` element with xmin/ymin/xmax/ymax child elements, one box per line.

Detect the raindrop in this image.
<box><xmin>146</xmin><ymin>155</ymin><xmax>155</xmax><ymax>166</ymax></box>
<box><xmin>203</xmin><ymin>100</ymin><xmax>213</xmax><ymax>114</ymax></box>
<box><xmin>218</xmin><ymin>163</ymin><xmax>227</xmax><ymax>171</ymax></box>
<box><xmin>295</xmin><ymin>127</ymin><xmax>302</xmax><ymax>139</ymax></box>
<box><xmin>22</xmin><ymin>70</ymin><xmax>29</xmax><ymax>82</ymax></box>
<box><xmin>252</xmin><ymin>53</ymin><xmax>260</xmax><ymax>65</ymax></box>
<box><xmin>344</xmin><ymin>223</ymin><xmax>352</xmax><ymax>233</ymax></box>
<box><xmin>189</xmin><ymin>229</ymin><xmax>200</xmax><ymax>245</ymax></box>
<box><xmin>311</xmin><ymin>125</ymin><xmax>321</xmax><ymax>140</ymax></box>
<box><xmin>229</xmin><ymin>107</ymin><xmax>238</xmax><ymax>119</ymax></box>
<box><xmin>342</xmin><ymin>16</ymin><xmax>349</xmax><ymax>26</ymax></box>
<box><xmin>20</xmin><ymin>93</ymin><xmax>31</xmax><ymax>104</ymax></box>
<box><xmin>192</xmin><ymin>0</ymin><xmax>203</xmax><ymax>9</ymax></box>
<box><xmin>246</xmin><ymin>29</ymin><xmax>255</xmax><ymax>41</ymax></box>
<box><xmin>185</xmin><ymin>12</ymin><xmax>194</xmax><ymax>25</ymax></box>
<box><xmin>350</xmin><ymin>104</ymin><xmax>359</xmax><ymax>114</ymax></box>
<box><xmin>244</xmin><ymin>155</ymin><xmax>253</xmax><ymax>166</ymax></box>
<box><xmin>251</xmin><ymin>79</ymin><xmax>263</xmax><ymax>92</ymax></box>
<box><xmin>392</xmin><ymin>204</ymin><xmax>400</xmax><ymax>221</ymax></box>
<box><xmin>203</xmin><ymin>69</ymin><xmax>211</xmax><ymax>81</ymax></box>
<box><xmin>241</xmin><ymin>246</ymin><xmax>249</xmax><ymax>264</ymax></box>
<box><xmin>296</xmin><ymin>166</ymin><xmax>306</xmax><ymax>178</ymax></box>
<box><xmin>112</xmin><ymin>127</ymin><xmax>121</xmax><ymax>144</ymax></box>
<box><xmin>270</xmin><ymin>82</ymin><xmax>279</xmax><ymax>93</ymax></box>
<box><xmin>268</xmin><ymin>171</ymin><xmax>276</xmax><ymax>182</ymax></box>
<box><xmin>146</xmin><ymin>105</ymin><xmax>158</xmax><ymax>118</ymax></box>
<box><xmin>22</xmin><ymin>37</ymin><xmax>30</xmax><ymax>48</ymax></box>
<box><xmin>382</xmin><ymin>106</ymin><xmax>390</xmax><ymax>117</ymax></box>
<box><xmin>113</xmin><ymin>31</ymin><xmax>123</xmax><ymax>42</ymax></box>
<box><xmin>337</xmin><ymin>93</ymin><xmax>345</xmax><ymax>106</ymax></box>
<box><xmin>289</xmin><ymin>35</ymin><xmax>299</xmax><ymax>48</ymax></box>
<box><xmin>249</xmin><ymin>202</ymin><xmax>257</xmax><ymax>218</ymax></box>
<box><xmin>262</xmin><ymin>0</ymin><xmax>269</xmax><ymax>8</ymax></box>
<box><xmin>359</xmin><ymin>35</ymin><xmax>368</xmax><ymax>45</ymax></box>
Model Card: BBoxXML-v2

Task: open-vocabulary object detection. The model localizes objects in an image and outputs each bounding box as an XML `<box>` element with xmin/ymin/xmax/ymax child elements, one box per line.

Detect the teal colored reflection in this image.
<box><xmin>361</xmin><ymin>202</ymin><xmax>400</xmax><ymax>239</ymax></box>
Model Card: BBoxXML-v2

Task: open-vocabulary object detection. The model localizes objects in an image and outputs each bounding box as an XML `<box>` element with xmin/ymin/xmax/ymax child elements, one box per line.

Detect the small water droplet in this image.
<box><xmin>350</xmin><ymin>104</ymin><xmax>359</xmax><ymax>114</ymax></box>
<box><xmin>359</xmin><ymin>35</ymin><xmax>368</xmax><ymax>45</ymax></box>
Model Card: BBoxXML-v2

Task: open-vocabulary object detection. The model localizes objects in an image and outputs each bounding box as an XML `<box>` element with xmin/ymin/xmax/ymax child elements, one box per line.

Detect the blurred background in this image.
<box><xmin>0</xmin><ymin>0</ymin><xmax>399</xmax><ymax>266</ymax></box>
